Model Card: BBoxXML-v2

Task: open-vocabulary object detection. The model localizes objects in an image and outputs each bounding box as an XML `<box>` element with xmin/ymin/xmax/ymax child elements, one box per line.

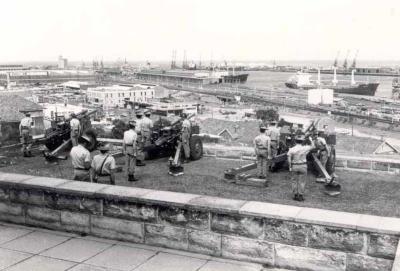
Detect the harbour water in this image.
<box><xmin>243</xmin><ymin>71</ymin><xmax>393</xmax><ymax>98</ymax></box>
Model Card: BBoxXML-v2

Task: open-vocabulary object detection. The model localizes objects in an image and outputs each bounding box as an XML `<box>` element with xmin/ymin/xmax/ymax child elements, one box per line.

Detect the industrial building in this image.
<box><xmin>58</xmin><ymin>55</ymin><xmax>68</xmax><ymax>69</ymax></box>
<box><xmin>86</xmin><ymin>84</ymin><xmax>156</xmax><ymax>108</ymax></box>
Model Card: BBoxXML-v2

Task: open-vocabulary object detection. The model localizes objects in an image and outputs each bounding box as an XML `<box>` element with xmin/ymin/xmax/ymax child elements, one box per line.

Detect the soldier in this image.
<box><xmin>135</xmin><ymin>110</ymin><xmax>146</xmax><ymax>166</ymax></box>
<box><xmin>253</xmin><ymin>124</ymin><xmax>271</xmax><ymax>179</ymax></box>
<box><xmin>70</xmin><ymin>113</ymin><xmax>81</xmax><ymax>147</ymax></box>
<box><xmin>70</xmin><ymin>135</ymin><xmax>92</xmax><ymax>182</ymax></box>
<box><xmin>287</xmin><ymin>136</ymin><xmax>315</xmax><ymax>201</ymax></box>
<box><xmin>142</xmin><ymin>109</ymin><xmax>154</xmax><ymax>146</ymax></box>
<box><xmin>267</xmin><ymin>120</ymin><xmax>280</xmax><ymax>162</ymax></box>
<box><xmin>123</xmin><ymin>120</ymin><xmax>139</xmax><ymax>182</ymax></box>
<box><xmin>91</xmin><ymin>143</ymin><xmax>116</xmax><ymax>185</ymax></box>
<box><xmin>313</xmin><ymin>130</ymin><xmax>330</xmax><ymax>179</ymax></box>
<box><xmin>181</xmin><ymin>113</ymin><xmax>192</xmax><ymax>163</ymax></box>
<box><xmin>19</xmin><ymin>112</ymin><xmax>34</xmax><ymax>157</ymax></box>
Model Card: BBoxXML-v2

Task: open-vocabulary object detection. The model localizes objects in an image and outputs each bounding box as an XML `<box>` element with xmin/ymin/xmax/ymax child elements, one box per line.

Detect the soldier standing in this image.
<box><xmin>135</xmin><ymin>110</ymin><xmax>146</xmax><ymax>166</ymax></box>
<box><xmin>70</xmin><ymin>135</ymin><xmax>92</xmax><ymax>182</ymax></box>
<box><xmin>267</xmin><ymin>120</ymin><xmax>280</xmax><ymax>165</ymax></box>
<box><xmin>181</xmin><ymin>113</ymin><xmax>192</xmax><ymax>163</ymax></box>
<box><xmin>287</xmin><ymin>136</ymin><xmax>315</xmax><ymax>201</ymax></box>
<box><xmin>91</xmin><ymin>143</ymin><xmax>116</xmax><ymax>185</ymax></box>
<box><xmin>313</xmin><ymin>130</ymin><xmax>330</xmax><ymax>179</ymax></box>
<box><xmin>142</xmin><ymin>109</ymin><xmax>154</xmax><ymax>146</ymax></box>
<box><xmin>123</xmin><ymin>120</ymin><xmax>139</xmax><ymax>182</ymax></box>
<box><xmin>19</xmin><ymin>112</ymin><xmax>34</xmax><ymax>157</ymax></box>
<box><xmin>253</xmin><ymin>124</ymin><xmax>271</xmax><ymax>179</ymax></box>
<box><xmin>70</xmin><ymin>113</ymin><xmax>81</xmax><ymax>147</ymax></box>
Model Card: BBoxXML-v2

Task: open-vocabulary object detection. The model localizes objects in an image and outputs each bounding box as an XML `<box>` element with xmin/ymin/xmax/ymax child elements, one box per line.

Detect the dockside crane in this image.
<box><xmin>333</xmin><ymin>50</ymin><xmax>340</xmax><ymax>68</ymax></box>
<box><xmin>351</xmin><ymin>49</ymin><xmax>359</xmax><ymax>69</ymax></box>
<box><xmin>343</xmin><ymin>50</ymin><xmax>350</xmax><ymax>70</ymax></box>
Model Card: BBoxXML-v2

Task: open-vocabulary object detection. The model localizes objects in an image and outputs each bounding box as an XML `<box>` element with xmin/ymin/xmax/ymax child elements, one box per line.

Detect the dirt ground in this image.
<box><xmin>1</xmin><ymin>147</ymin><xmax>400</xmax><ymax>218</ymax></box>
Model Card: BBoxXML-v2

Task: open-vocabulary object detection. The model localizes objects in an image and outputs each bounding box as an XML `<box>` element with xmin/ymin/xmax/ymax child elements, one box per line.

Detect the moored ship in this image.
<box><xmin>285</xmin><ymin>70</ymin><xmax>379</xmax><ymax>96</ymax></box>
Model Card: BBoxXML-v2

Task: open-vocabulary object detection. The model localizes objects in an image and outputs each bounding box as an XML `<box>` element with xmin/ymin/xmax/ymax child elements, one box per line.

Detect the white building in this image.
<box><xmin>58</xmin><ymin>55</ymin><xmax>68</xmax><ymax>69</ymax></box>
<box><xmin>87</xmin><ymin>84</ymin><xmax>155</xmax><ymax>108</ymax></box>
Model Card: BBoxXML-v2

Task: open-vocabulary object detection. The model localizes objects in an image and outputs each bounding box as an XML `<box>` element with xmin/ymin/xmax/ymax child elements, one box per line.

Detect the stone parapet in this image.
<box><xmin>0</xmin><ymin>171</ymin><xmax>398</xmax><ymax>271</ymax></box>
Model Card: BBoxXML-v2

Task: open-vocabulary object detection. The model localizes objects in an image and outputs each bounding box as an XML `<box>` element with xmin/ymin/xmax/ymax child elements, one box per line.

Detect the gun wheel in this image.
<box><xmin>189</xmin><ymin>136</ymin><xmax>203</xmax><ymax>161</ymax></box>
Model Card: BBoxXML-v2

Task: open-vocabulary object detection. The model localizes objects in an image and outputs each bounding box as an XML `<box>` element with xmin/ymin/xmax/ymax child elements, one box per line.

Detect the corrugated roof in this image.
<box><xmin>0</xmin><ymin>95</ymin><xmax>42</xmax><ymax>122</ymax></box>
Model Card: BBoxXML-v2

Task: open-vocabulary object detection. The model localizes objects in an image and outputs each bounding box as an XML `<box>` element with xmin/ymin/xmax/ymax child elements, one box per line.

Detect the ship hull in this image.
<box><xmin>222</xmin><ymin>73</ymin><xmax>249</xmax><ymax>83</ymax></box>
<box><xmin>285</xmin><ymin>82</ymin><xmax>379</xmax><ymax>96</ymax></box>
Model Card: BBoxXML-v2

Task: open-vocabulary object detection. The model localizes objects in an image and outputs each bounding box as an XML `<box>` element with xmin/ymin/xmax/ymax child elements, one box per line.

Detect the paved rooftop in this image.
<box><xmin>0</xmin><ymin>222</ymin><xmax>288</xmax><ymax>271</ymax></box>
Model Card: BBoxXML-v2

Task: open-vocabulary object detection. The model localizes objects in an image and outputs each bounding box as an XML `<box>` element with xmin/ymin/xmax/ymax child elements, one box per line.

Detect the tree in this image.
<box><xmin>111</xmin><ymin>119</ymin><xmax>128</xmax><ymax>139</ymax></box>
<box><xmin>255</xmin><ymin>108</ymin><xmax>279</xmax><ymax>122</ymax></box>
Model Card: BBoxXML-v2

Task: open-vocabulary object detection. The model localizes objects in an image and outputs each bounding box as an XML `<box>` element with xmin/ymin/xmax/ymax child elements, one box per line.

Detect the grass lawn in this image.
<box><xmin>1</xmin><ymin>147</ymin><xmax>400</xmax><ymax>218</ymax></box>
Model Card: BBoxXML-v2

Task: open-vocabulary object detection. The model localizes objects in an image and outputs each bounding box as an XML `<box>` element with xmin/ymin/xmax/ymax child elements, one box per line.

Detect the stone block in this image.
<box><xmin>95</xmin><ymin>185</ymin><xmax>152</xmax><ymax>201</ymax></box>
<box><xmin>0</xmin><ymin>172</ymin><xmax>33</xmax><ymax>184</ymax></box>
<box><xmin>9</xmin><ymin>188</ymin><xmax>44</xmax><ymax>206</ymax></box>
<box><xmin>308</xmin><ymin>225</ymin><xmax>364</xmax><ymax>253</ymax></box>
<box><xmin>275</xmin><ymin>243</ymin><xmax>346</xmax><ymax>271</ymax></box>
<box><xmin>0</xmin><ymin>187</ymin><xmax>9</xmax><ymax>201</ymax></box>
<box><xmin>22</xmin><ymin>176</ymin><xmax>70</xmax><ymax>189</ymax></box>
<box><xmin>103</xmin><ymin>199</ymin><xmax>157</xmax><ymax>222</ymax></box>
<box><xmin>264</xmin><ymin>219</ymin><xmax>309</xmax><ymax>246</ymax></box>
<box><xmin>296</xmin><ymin>207</ymin><xmax>360</xmax><ymax>229</ymax></box>
<box><xmin>357</xmin><ymin>214</ymin><xmax>400</xmax><ymax>235</ymax></box>
<box><xmin>91</xmin><ymin>215</ymin><xmax>144</xmax><ymax>243</ymax></box>
<box><xmin>60</xmin><ymin>211</ymin><xmax>90</xmax><ymax>233</ymax></box>
<box><xmin>26</xmin><ymin>206</ymin><xmax>60</xmax><ymax>229</ymax></box>
<box><xmin>346</xmin><ymin>160</ymin><xmax>371</xmax><ymax>170</ymax></box>
<box><xmin>57</xmin><ymin>181</ymin><xmax>108</xmax><ymax>196</ymax></box>
<box><xmin>188</xmin><ymin>230</ymin><xmax>221</xmax><ymax>256</ymax></box>
<box><xmin>346</xmin><ymin>253</ymin><xmax>393</xmax><ymax>271</ymax></box>
<box><xmin>142</xmin><ymin>191</ymin><xmax>199</xmax><ymax>206</ymax></box>
<box><xmin>56</xmin><ymin>194</ymin><xmax>102</xmax><ymax>215</ymax></box>
<box><xmin>221</xmin><ymin>235</ymin><xmax>274</xmax><ymax>265</ymax></box>
<box><xmin>368</xmin><ymin>234</ymin><xmax>398</xmax><ymax>259</ymax></box>
<box><xmin>372</xmin><ymin>162</ymin><xmax>389</xmax><ymax>171</ymax></box>
<box><xmin>144</xmin><ymin>224</ymin><xmax>188</xmax><ymax>250</ymax></box>
<box><xmin>158</xmin><ymin>206</ymin><xmax>209</xmax><ymax>230</ymax></box>
<box><xmin>239</xmin><ymin>201</ymin><xmax>302</xmax><ymax>221</ymax></box>
<box><xmin>189</xmin><ymin>196</ymin><xmax>246</xmax><ymax>213</ymax></box>
<box><xmin>211</xmin><ymin>213</ymin><xmax>263</xmax><ymax>239</ymax></box>
<box><xmin>0</xmin><ymin>201</ymin><xmax>25</xmax><ymax>224</ymax></box>
<box><xmin>335</xmin><ymin>159</ymin><xmax>347</xmax><ymax>168</ymax></box>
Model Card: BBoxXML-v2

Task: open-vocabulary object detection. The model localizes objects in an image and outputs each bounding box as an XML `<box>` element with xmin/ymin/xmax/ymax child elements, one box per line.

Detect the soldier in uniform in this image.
<box><xmin>142</xmin><ymin>109</ymin><xmax>154</xmax><ymax>146</ymax></box>
<box><xmin>287</xmin><ymin>136</ymin><xmax>315</xmax><ymax>201</ymax></box>
<box><xmin>267</xmin><ymin>120</ymin><xmax>280</xmax><ymax>166</ymax></box>
<box><xmin>70</xmin><ymin>135</ymin><xmax>92</xmax><ymax>182</ymax></box>
<box><xmin>19</xmin><ymin>112</ymin><xmax>34</xmax><ymax>157</ymax></box>
<box><xmin>91</xmin><ymin>143</ymin><xmax>116</xmax><ymax>185</ymax></box>
<box><xmin>123</xmin><ymin>120</ymin><xmax>139</xmax><ymax>182</ymax></box>
<box><xmin>181</xmin><ymin>113</ymin><xmax>192</xmax><ymax>163</ymax></box>
<box><xmin>313</xmin><ymin>130</ymin><xmax>330</xmax><ymax>178</ymax></box>
<box><xmin>253</xmin><ymin>124</ymin><xmax>271</xmax><ymax>179</ymax></box>
<box><xmin>70</xmin><ymin>113</ymin><xmax>81</xmax><ymax>147</ymax></box>
<box><xmin>135</xmin><ymin>110</ymin><xmax>146</xmax><ymax>166</ymax></box>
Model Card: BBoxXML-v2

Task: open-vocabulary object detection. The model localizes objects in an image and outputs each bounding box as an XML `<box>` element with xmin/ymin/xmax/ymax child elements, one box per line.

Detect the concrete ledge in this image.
<box><xmin>0</xmin><ymin>171</ymin><xmax>398</xmax><ymax>271</ymax></box>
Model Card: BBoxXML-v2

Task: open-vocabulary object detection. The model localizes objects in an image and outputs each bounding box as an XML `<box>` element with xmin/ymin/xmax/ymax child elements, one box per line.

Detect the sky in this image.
<box><xmin>1</xmin><ymin>0</ymin><xmax>400</xmax><ymax>63</ymax></box>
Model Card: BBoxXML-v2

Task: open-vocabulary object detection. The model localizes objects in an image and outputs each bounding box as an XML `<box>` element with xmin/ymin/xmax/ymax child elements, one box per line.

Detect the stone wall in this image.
<box><xmin>0</xmin><ymin>172</ymin><xmax>399</xmax><ymax>271</ymax></box>
<box><xmin>203</xmin><ymin>144</ymin><xmax>400</xmax><ymax>174</ymax></box>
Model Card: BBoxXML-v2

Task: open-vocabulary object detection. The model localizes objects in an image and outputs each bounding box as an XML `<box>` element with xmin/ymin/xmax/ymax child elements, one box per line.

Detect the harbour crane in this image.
<box><xmin>343</xmin><ymin>50</ymin><xmax>350</xmax><ymax>70</ymax></box>
<box><xmin>351</xmin><ymin>49</ymin><xmax>359</xmax><ymax>69</ymax></box>
<box><xmin>333</xmin><ymin>50</ymin><xmax>340</xmax><ymax>68</ymax></box>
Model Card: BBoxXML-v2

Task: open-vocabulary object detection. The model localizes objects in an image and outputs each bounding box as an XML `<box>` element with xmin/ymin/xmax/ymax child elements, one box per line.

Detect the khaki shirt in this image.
<box><xmin>254</xmin><ymin>133</ymin><xmax>271</xmax><ymax>158</ymax></box>
<box><xmin>70</xmin><ymin>144</ymin><xmax>91</xmax><ymax>169</ymax></box>
<box><xmin>141</xmin><ymin>117</ymin><xmax>153</xmax><ymax>133</ymax></box>
<box><xmin>267</xmin><ymin>126</ymin><xmax>280</xmax><ymax>142</ymax></box>
<box><xmin>287</xmin><ymin>144</ymin><xmax>314</xmax><ymax>165</ymax></box>
<box><xmin>20</xmin><ymin>117</ymin><xmax>33</xmax><ymax>129</ymax></box>
<box><xmin>182</xmin><ymin>119</ymin><xmax>191</xmax><ymax>133</ymax></box>
<box><xmin>135</xmin><ymin>118</ymin><xmax>143</xmax><ymax>134</ymax></box>
<box><xmin>314</xmin><ymin>137</ymin><xmax>327</xmax><ymax>150</ymax></box>
<box><xmin>91</xmin><ymin>154</ymin><xmax>116</xmax><ymax>175</ymax></box>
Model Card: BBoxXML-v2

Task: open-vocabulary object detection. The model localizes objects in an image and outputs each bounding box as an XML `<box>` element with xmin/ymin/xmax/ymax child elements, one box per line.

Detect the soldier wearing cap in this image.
<box><xmin>142</xmin><ymin>109</ymin><xmax>154</xmax><ymax>147</ymax></box>
<box><xmin>287</xmin><ymin>136</ymin><xmax>315</xmax><ymax>201</ymax></box>
<box><xmin>19</xmin><ymin>112</ymin><xmax>34</xmax><ymax>157</ymax></box>
<box><xmin>267</xmin><ymin>119</ymin><xmax>280</xmax><ymax>164</ymax></box>
<box><xmin>253</xmin><ymin>124</ymin><xmax>271</xmax><ymax>179</ymax></box>
<box><xmin>70</xmin><ymin>112</ymin><xmax>81</xmax><ymax>147</ymax></box>
<box><xmin>181</xmin><ymin>113</ymin><xmax>192</xmax><ymax>163</ymax></box>
<box><xmin>135</xmin><ymin>110</ymin><xmax>146</xmax><ymax>166</ymax></box>
<box><xmin>313</xmin><ymin>129</ymin><xmax>330</xmax><ymax>177</ymax></box>
<box><xmin>91</xmin><ymin>143</ymin><xmax>116</xmax><ymax>185</ymax></box>
<box><xmin>70</xmin><ymin>135</ymin><xmax>92</xmax><ymax>182</ymax></box>
<box><xmin>123</xmin><ymin>120</ymin><xmax>139</xmax><ymax>182</ymax></box>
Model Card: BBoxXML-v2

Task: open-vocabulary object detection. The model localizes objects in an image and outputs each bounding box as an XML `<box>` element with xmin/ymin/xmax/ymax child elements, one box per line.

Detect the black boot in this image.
<box><xmin>136</xmin><ymin>160</ymin><xmax>146</xmax><ymax>166</ymax></box>
<box><xmin>128</xmin><ymin>175</ymin><xmax>138</xmax><ymax>182</ymax></box>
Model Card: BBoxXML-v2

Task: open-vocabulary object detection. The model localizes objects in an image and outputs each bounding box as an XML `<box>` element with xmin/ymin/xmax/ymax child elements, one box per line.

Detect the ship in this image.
<box><xmin>285</xmin><ymin>70</ymin><xmax>379</xmax><ymax>96</ymax></box>
<box><xmin>221</xmin><ymin>73</ymin><xmax>249</xmax><ymax>83</ymax></box>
